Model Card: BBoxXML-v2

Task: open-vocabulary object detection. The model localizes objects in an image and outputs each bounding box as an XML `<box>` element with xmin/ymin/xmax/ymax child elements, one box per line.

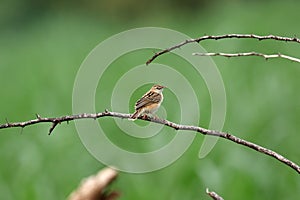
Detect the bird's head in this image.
<box><xmin>151</xmin><ymin>84</ymin><xmax>166</xmax><ymax>93</ymax></box>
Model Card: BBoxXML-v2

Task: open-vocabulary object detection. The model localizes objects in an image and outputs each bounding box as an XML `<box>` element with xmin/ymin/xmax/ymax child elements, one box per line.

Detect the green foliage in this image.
<box><xmin>1</xmin><ymin>1</ymin><xmax>300</xmax><ymax>199</ymax></box>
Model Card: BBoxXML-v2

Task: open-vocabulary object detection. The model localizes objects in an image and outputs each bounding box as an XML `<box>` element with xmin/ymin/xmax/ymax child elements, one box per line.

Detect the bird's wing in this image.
<box><xmin>135</xmin><ymin>91</ymin><xmax>161</xmax><ymax>110</ymax></box>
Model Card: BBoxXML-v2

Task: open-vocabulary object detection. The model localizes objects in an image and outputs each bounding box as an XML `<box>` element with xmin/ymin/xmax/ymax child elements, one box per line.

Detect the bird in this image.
<box><xmin>129</xmin><ymin>84</ymin><xmax>166</xmax><ymax>120</ymax></box>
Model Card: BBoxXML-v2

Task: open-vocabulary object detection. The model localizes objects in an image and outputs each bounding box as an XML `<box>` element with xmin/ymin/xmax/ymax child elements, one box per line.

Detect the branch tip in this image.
<box><xmin>206</xmin><ymin>188</ymin><xmax>224</xmax><ymax>200</ymax></box>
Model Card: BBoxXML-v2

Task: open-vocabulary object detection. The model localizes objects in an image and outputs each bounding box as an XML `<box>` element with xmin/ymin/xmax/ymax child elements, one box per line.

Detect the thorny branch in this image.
<box><xmin>1</xmin><ymin>110</ymin><xmax>300</xmax><ymax>174</ymax></box>
<box><xmin>192</xmin><ymin>52</ymin><xmax>300</xmax><ymax>63</ymax></box>
<box><xmin>146</xmin><ymin>34</ymin><xmax>300</xmax><ymax>65</ymax></box>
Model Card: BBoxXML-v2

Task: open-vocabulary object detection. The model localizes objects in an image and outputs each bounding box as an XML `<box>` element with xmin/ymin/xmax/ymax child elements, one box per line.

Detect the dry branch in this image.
<box><xmin>68</xmin><ymin>167</ymin><xmax>119</xmax><ymax>200</ymax></box>
<box><xmin>146</xmin><ymin>34</ymin><xmax>300</xmax><ymax>65</ymax></box>
<box><xmin>192</xmin><ymin>52</ymin><xmax>300</xmax><ymax>63</ymax></box>
<box><xmin>1</xmin><ymin>110</ymin><xmax>300</xmax><ymax>174</ymax></box>
<box><xmin>206</xmin><ymin>188</ymin><xmax>224</xmax><ymax>200</ymax></box>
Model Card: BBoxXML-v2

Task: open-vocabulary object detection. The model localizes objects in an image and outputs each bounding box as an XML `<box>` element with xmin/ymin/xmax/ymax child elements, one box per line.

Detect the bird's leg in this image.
<box><xmin>145</xmin><ymin>113</ymin><xmax>160</xmax><ymax>120</ymax></box>
<box><xmin>141</xmin><ymin>114</ymin><xmax>149</xmax><ymax>120</ymax></box>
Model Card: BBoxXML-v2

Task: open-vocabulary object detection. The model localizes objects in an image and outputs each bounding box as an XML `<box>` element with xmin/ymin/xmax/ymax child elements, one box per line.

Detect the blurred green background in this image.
<box><xmin>1</xmin><ymin>0</ymin><xmax>300</xmax><ymax>199</ymax></box>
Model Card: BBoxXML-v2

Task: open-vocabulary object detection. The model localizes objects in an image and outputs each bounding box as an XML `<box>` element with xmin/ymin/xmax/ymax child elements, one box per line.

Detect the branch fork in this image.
<box><xmin>146</xmin><ymin>34</ymin><xmax>300</xmax><ymax>65</ymax></box>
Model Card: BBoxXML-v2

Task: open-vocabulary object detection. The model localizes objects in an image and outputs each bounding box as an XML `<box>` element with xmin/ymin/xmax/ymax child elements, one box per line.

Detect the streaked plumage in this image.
<box><xmin>129</xmin><ymin>84</ymin><xmax>165</xmax><ymax>120</ymax></box>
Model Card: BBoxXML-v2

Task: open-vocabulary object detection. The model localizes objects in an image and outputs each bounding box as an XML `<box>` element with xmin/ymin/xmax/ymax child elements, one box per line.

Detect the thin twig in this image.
<box><xmin>146</xmin><ymin>34</ymin><xmax>300</xmax><ymax>65</ymax></box>
<box><xmin>1</xmin><ymin>110</ymin><xmax>299</xmax><ymax>174</ymax></box>
<box><xmin>192</xmin><ymin>52</ymin><xmax>300</xmax><ymax>63</ymax></box>
<box><xmin>206</xmin><ymin>188</ymin><xmax>224</xmax><ymax>200</ymax></box>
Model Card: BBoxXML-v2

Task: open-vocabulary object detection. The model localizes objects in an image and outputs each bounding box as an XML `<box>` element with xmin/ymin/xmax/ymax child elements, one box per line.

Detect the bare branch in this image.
<box><xmin>1</xmin><ymin>110</ymin><xmax>299</xmax><ymax>174</ymax></box>
<box><xmin>146</xmin><ymin>34</ymin><xmax>300</xmax><ymax>65</ymax></box>
<box><xmin>0</xmin><ymin>111</ymin><xmax>128</xmax><ymax>135</ymax></box>
<box><xmin>68</xmin><ymin>167</ymin><xmax>119</xmax><ymax>200</ymax></box>
<box><xmin>206</xmin><ymin>188</ymin><xmax>224</xmax><ymax>200</ymax></box>
<box><xmin>192</xmin><ymin>52</ymin><xmax>300</xmax><ymax>63</ymax></box>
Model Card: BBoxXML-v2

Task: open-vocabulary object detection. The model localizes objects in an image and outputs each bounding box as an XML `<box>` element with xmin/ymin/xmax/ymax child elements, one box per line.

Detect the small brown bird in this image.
<box><xmin>129</xmin><ymin>84</ymin><xmax>165</xmax><ymax>120</ymax></box>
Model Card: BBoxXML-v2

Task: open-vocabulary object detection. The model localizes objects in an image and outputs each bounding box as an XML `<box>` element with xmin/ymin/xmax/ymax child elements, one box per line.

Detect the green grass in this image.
<box><xmin>1</xmin><ymin>2</ymin><xmax>300</xmax><ymax>199</ymax></box>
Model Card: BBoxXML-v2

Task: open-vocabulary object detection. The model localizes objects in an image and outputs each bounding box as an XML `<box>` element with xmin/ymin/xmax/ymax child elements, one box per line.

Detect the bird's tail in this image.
<box><xmin>129</xmin><ymin>110</ymin><xmax>140</xmax><ymax>121</ymax></box>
